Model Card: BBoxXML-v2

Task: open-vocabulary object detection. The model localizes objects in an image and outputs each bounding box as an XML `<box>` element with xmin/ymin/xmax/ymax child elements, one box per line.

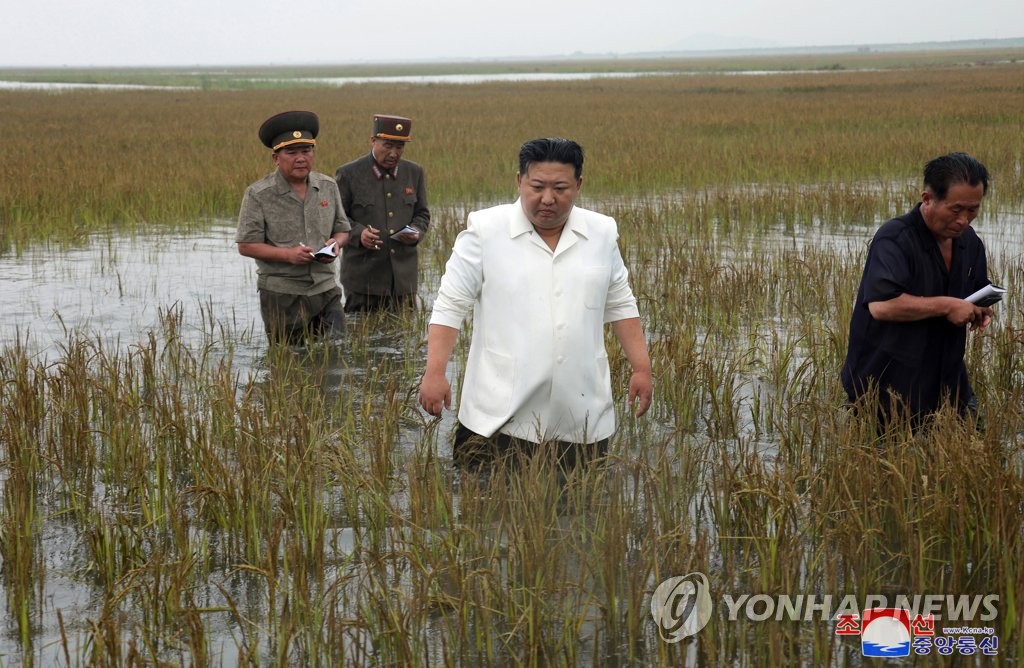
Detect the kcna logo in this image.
<box><xmin>840</xmin><ymin>607</ymin><xmax>917</xmax><ymax>657</ymax></box>
<box><xmin>649</xmin><ymin>572</ymin><xmax>713</xmax><ymax>642</ymax></box>
<box><xmin>836</xmin><ymin>607</ymin><xmax>999</xmax><ymax>658</ymax></box>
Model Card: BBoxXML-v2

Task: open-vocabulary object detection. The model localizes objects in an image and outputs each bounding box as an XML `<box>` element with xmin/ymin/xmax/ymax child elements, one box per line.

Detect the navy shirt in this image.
<box><xmin>841</xmin><ymin>204</ymin><xmax>990</xmax><ymax>419</ymax></box>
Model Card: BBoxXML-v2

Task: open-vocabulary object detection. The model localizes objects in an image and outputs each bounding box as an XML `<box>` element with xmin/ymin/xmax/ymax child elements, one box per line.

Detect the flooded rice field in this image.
<box><xmin>0</xmin><ymin>205</ymin><xmax>1022</xmax><ymax>665</ymax></box>
<box><xmin>5</xmin><ymin>207</ymin><xmax>1019</xmax><ymax>366</ymax></box>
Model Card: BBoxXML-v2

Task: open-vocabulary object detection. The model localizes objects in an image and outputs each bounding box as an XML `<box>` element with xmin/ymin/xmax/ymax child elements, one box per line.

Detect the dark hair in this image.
<box><xmin>518</xmin><ymin>138</ymin><xmax>584</xmax><ymax>180</ymax></box>
<box><xmin>923</xmin><ymin>152</ymin><xmax>989</xmax><ymax>200</ymax></box>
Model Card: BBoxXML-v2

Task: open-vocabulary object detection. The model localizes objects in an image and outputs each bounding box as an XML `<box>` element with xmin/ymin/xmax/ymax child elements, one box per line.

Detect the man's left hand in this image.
<box><xmin>392</xmin><ymin>230</ymin><xmax>420</xmax><ymax>245</ymax></box>
<box><xmin>971</xmin><ymin>312</ymin><xmax>993</xmax><ymax>331</ymax></box>
<box><xmin>315</xmin><ymin>239</ymin><xmax>339</xmax><ymax>264</ymax></box>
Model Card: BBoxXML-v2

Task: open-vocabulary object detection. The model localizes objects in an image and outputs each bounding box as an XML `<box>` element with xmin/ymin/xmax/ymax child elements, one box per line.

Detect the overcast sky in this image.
<box><xmin>3</xmin><ymin>0</ymin><xmax>1021</xmax><ymax>67</ymax></box>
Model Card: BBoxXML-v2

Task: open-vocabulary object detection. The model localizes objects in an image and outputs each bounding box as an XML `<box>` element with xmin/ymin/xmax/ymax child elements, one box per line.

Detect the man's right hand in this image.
<box><xmin>360</xmin><ymin>226</ymin><xmax>383</xmax><ymax>250</ymax></box>
<box><xmin>286</xmin><ymin>244</ymin><xmax>315</xmax><ymax>264</ymax></box>
<box><xmin>419</xmin><ymin>372</ymin><xmax>452</xmax><ymax>416</ymax></box>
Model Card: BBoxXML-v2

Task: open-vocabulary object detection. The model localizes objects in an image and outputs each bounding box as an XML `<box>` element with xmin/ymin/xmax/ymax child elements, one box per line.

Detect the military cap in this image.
<box><xmin>372</xmin><ymin>114</ymin><xmax>412</xmax><ymax>142</ymax></box>
<box><xmin>259</xmin><ymin>110</ymin><xmax>319</xmax><ymax>151</ymax></box>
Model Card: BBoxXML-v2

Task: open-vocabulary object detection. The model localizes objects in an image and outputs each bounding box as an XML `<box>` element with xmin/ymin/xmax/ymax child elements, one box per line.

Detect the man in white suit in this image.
<box><xmin>419</xmin><ymin>137</ymin><xmax>653</xmax><ymax>468</ymax></box>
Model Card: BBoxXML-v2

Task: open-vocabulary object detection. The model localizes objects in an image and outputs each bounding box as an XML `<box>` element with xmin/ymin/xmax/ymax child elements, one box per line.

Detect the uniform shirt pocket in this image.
<box><xmin>351</xmin><ymin>197</ymin><xmax>376</xmax><ymax>220</ymax></box>
<box><xmin>265</xmin><ymin>214</ymin><xmax>299</xmax><ymax>247</ymax></box>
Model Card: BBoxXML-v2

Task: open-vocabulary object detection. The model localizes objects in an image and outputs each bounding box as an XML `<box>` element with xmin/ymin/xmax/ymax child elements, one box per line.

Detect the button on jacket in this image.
<box><xmin>430</xmin><ymin>200</ymin><xmax>640</xmax><ymax>444</ymax></box>
<box><xmin>335</xmin><ymin>153</ymin><xmax>430</xmax><ymax>296</ymax></box>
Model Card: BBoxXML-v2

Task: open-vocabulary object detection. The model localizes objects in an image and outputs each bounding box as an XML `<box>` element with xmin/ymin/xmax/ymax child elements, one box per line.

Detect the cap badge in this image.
<box><xmin>292</xmin><ymin>131</ymin><xmax>302</xmax><ymax>138</ymax></box>
<box><xmin>395</xmin><ymin>123</ymin><xmax>404</xmax><ymax>131</ymax></box>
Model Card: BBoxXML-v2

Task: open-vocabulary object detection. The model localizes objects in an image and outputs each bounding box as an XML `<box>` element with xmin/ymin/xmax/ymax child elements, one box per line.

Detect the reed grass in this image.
<box><xmin>1</xmin><ymin>57</ymin><xmax>1022</xmax><ymax>252</ymax></box>
<box><xmin>1</xmin><ymin>53</ymin><xmax>1022</xmax><ymax>665</ymax></box>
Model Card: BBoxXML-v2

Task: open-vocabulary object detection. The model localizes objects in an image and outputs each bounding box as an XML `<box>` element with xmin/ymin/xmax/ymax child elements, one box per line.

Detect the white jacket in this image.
<box><xmin>430</xmin><ymin>199</ymin><xmax>640</xmax><ymax>443</ymax></box>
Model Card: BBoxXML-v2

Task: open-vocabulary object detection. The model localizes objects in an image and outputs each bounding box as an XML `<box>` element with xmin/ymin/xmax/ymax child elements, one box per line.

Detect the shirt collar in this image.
<box><xmin>370</xmin><ymin>153</ymin><xmax>399</xmax><ymax>180</ymax></box>
<box><xmin>509</xmin><ymin>198</ymin><xmax>589</xmax><ymax>239</ymax></box>
<box><xmin>273</xmin><ymin>168</ymin><xmax>313</xmax><ymax>194</ymax></box>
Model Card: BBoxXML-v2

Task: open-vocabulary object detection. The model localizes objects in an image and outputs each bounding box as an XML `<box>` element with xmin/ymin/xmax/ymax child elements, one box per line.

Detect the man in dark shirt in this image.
<box><xmin>842</xmin><ymin>152</ymin><xmax>995</xmax><ymax>427</ymax></box>
<box><xmin>335</xmin><ymin>115</ymin><xmax>430</xmax><ymax>312</ymax></box>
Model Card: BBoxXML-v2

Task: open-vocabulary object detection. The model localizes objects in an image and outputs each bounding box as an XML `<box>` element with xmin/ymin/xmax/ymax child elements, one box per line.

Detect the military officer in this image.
<box><xmin>236</xmin><ymin>110</ymin><xmax>351</xmax><ymax>343</ymax></box>
<box><xmin>335</xmin><ymin>114</ymin><xmax>430</xmax><ymax>312</ymax></box>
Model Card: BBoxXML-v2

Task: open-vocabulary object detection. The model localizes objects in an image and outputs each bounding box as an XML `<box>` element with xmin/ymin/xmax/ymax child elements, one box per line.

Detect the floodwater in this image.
<box><xmin>3</xmin><ymin>208</ymin><xmax>1019</xmax><ymax>365</ymax></box>
<box><xmin>270</xmin><ymin>68</ymin><xmax>890</xmax><ymax>87</ymax></box>
<box><xmin>0</xmin><ymin>67</ymin><xmax>889</xmax><ymax>92</ymax></box>
<box><xmin>3</xmin><ymin>223</ymin><xmax>265</xmax><ymax>370</ymax></box>
<box><xmin>0</xmin><ymin>73</ymin><xmax>670</xmax><ymax>92</ymax></box>
<box><xmin>0</xmin><ymin>80</ymin><xmax>196</xmax><ymax>91</ymax></box>
<box><xmin>0</xmin><ymin>209</ymin><xmax>1021</xmax><ymax>664</ymax></box>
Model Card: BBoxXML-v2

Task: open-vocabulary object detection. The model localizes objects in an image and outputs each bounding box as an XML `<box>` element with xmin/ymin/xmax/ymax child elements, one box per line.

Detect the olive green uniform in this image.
<box><xmin>237</xmin><ymin>169</ymin><xmax>351</xmax><ymax>341</ymax></box>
